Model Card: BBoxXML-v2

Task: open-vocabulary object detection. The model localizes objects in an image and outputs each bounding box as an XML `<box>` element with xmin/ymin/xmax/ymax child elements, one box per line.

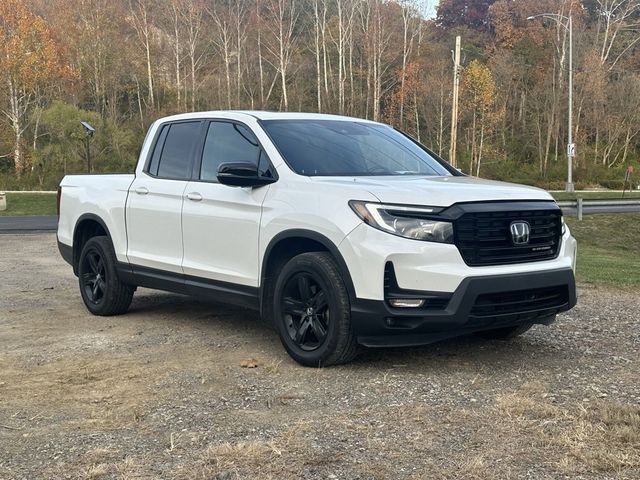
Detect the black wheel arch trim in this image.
<box><xmin>71</xmin><ymin>213</ymin><xmax>115</xmax><ymax>274</ymax></box>
<box><xmin>260</xmin><ymin>229</ymin><xmax>357</xmax><ymax>306</ymax></box>
<box><xmin>57</xmin><ymin>239</ymin><xmax>74</xmax><ymax>267</ymax></box>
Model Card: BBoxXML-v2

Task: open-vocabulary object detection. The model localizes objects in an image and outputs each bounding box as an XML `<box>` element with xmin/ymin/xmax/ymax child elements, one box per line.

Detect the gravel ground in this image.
<box><xmin>1</xmin><ymin>234</ymin><xmax>639</xmax><ymax>480</ymax></box>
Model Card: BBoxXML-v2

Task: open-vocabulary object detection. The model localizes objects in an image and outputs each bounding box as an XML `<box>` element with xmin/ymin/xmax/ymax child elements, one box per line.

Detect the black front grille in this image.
<box><xmin>471</xmin><ymin>286</ymin><xmax>569</xmax><ymax>318</ymax></box>
<box><xmin>454</xmin><ymin>209</ymin><xmax>562</xmax><ymax>266</ymax></box>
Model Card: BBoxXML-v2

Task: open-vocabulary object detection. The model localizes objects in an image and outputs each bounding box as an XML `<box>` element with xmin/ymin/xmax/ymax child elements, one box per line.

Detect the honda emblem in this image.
<box><xmin>510</xmin><ymin>221</ymin><xmax>530</xmax><ymax>245</ymax></box>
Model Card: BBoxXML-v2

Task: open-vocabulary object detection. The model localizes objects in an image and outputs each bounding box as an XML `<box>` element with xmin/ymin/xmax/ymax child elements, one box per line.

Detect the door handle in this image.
<box><xmin>186</xmin><ymin>192</ymin><xmax>203</xmax><ymax>202</ymax></box>
<box><xmin>134</xmin><ymin>186</ymin><xmax>149</xmax><ymax>195</ymax></box>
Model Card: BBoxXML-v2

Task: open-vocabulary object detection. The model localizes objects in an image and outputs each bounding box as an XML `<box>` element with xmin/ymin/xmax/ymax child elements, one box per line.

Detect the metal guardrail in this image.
<box><xmin>557</xmin><ymin>198</ymin><xmax>640</xmax><ymax>219</ymax></box>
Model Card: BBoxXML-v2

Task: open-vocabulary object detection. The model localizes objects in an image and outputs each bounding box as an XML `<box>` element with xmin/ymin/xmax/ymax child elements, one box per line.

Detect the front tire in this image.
<box><xmin>78</xmin><ymin>236</ymin><xmax>134</xmax><ymax>316</ymax></box>
<box><xmin>272</xmin><ymin>252</ymin><xmax>359</xmax><ymax>367</ymax></box>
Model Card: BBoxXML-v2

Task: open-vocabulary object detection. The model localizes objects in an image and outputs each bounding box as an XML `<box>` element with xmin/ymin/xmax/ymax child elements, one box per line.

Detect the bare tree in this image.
<box><xmin>181</xmin><ymin>0</ymin><xmax>204</xmax><ymax>111</ymax></box>
<box><xmin>209</xmin><ymin>2</ymin><xmax>233</xmax><ymax>109</ymax></box>
<box><xmin>364</xmin><ymin>0</ymin><xmax>391</xmax><ymax>121</ymax></box>
<box><xmin>312</xmin><ymin>0</ymin><xmax>326</xmax><ymax>111</ymax></box>
<box><xmin>128</xmin><ymin>0</ymin><xmax>155</xmax><ymax>110</ymax></box>
<box><xmin>264</xmin><ymin>0</ymin><xmax>299</xmax><ymax>111</ymax></box>
<box><xmin>172</xmin><ymin>3</ymin><xmax>182</xmax><ymax>109</ymax></box>
<box><xmin>596</xmin><ymin>0</ymin><xmax>640</xmax><ymax>70</ymax></box>
<box><xmin>166</xmin><ymin>0</ymin><xmax>184</xmax><ymax>110</ymax></box>
<box><xmin>234</xmin><ymin>0</ymin><xmax>248</xmax><ymax>107</ymax></box>
<box><xmin>256</xmin><ymin>1</ymin><xmax>266</xmax><ymax>107</ymax></box>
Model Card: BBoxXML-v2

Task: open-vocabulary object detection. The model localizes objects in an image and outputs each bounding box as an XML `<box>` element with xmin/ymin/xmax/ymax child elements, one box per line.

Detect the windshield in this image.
<box><xmin>261</xmin><ymin>119</ymin><xmax>453</xmax><ymax>177</ymax></box>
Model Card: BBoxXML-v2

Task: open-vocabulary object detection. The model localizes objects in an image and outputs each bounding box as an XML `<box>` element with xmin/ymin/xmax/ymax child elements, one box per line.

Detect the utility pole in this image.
<box><xmin>449</xmin><ymin>35</ymin><xmax>461</xmax><ymax>168</ymax></box>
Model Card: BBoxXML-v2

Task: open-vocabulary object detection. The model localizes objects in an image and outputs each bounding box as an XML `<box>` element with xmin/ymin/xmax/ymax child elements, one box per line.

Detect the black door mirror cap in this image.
<box><xmin>217</xmin><ymin>162</ymin><xmax>276</xmax><ymax>187</ymax></box>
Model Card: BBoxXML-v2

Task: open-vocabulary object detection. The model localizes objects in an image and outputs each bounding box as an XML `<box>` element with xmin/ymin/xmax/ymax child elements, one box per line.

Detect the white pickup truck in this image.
<box><xmin>57</xmin><ymin>111</ymin><xmax>577</xmax><ymax>366</ymax></box>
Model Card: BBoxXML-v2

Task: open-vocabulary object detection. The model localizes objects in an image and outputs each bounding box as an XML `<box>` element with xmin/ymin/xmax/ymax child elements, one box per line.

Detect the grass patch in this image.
<box><xmin>565</xmin><ymin>214</ymin><xmax>640</xmax><ymax>286</ymax></box>
<box><xmin>552</xmin><ymin>191</ymin><xmax>640</xmax><ymax>200</ymax></box>
<box><xmin>0</xmin><ymin>192</ymin><xmax>56</xmax><ymax>216</ymax></box>
<box><xmin>0</xmin><ymin>191</ymin><xmax>635</xmax><ymax>286</ymax></box>
<box><xmin>496</xmin><ymin>385</ymin><xmax>640</xmax><ymax>475</ymax></box>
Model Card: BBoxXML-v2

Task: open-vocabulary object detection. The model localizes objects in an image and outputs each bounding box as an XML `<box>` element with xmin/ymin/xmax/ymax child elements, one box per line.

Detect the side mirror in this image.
<box><xmin>217</xmin><ymin>162</ymin><xmax>277</xmax><ymax>187</ymax></box>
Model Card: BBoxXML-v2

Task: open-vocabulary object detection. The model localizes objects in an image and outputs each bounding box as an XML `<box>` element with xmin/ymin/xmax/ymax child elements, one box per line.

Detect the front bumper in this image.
<box><xmin>339</xmin><ymin>221</ymin><xmax>577</xmax><ymax>301</ymax></box>
<box><xmin>351</xmin><ymin>267</ymin><xmax>576</xmax><ymax>347</ymax></box>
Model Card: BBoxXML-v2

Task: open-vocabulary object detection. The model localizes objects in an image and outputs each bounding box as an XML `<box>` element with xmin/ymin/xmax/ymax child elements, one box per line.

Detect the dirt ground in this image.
<box><xmin>1</xmin><ymin>234</ymin><xmax>639</xmax><ymax>480</ymax></box>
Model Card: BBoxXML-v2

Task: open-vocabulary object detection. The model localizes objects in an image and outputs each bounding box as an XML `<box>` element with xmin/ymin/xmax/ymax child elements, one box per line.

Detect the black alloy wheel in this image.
<box><xmin>77</xmin><ymin>236</ymin><xmax>134</xmax><ymax>316</ymax></box>
<box><xmin>281</xmin><ymin>272</ymin><xmax>330</xmax><ymax>351</ymax></box>
<box><xmin>80</xmin><ymin>247</ymin><xmax>107</xmax><ymax>305</ymax></box>
<box><xmin>272</xmin><ymin>252</ymin><xmax>359</xmax><ymax>367</ymax></box>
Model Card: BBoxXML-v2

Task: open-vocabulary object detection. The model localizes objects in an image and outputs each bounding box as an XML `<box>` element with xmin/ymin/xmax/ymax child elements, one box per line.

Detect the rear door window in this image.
<box><xmin>147</xmin><ymin>124</ymin><xmax>169</xmax><ymax>176</ymax></box>
<box><xmin>152</xmin><ymin>121</ymin><xmax>200</xmax><ymax>180</ymax></box>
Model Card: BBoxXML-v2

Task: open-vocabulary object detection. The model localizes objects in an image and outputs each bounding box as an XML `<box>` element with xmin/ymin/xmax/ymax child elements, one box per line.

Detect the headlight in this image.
<box><xmin>561</xmin><ymin>216</ymin><xmax>567</xmax><ymax>235</ymax></box>
<box><xmin>349</xmin><ymin>201</ymin><xmax>454</xmax><ymax>243</ymax></box>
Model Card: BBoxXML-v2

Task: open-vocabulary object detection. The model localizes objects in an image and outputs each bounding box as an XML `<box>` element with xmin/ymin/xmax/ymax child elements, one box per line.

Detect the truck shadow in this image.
<box><xmin>127</xmin><ymin>291</ymin><xmax>567</xmax><ymax>370</ymax></box>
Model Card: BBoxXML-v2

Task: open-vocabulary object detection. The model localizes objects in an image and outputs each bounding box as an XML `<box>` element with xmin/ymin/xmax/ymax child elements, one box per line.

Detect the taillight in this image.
<box><xmin>56</xmin><ymin>186</ymin><xmax>62</xmax><ymax>218</ymax></box>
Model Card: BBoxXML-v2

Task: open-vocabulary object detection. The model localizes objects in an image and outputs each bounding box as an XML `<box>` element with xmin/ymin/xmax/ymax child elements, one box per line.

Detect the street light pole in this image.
<box><xmin>567</xmin><ymin>14</ymin><xmax>574</xmax><ymax>192</ymax></box>
<box><xmin>527</xmin><ymin>13</ymin><xmax>574</xmax><ymax>192</ymax></box>
<box><xmin>80</xmin><ymin>121</ymin><xmax>95</xmax><ymax>174</ymax></box>
<box><xmin>84</xmin><ymin>135</ymin><xmax>92</xmax><ymax>173</ymax></box>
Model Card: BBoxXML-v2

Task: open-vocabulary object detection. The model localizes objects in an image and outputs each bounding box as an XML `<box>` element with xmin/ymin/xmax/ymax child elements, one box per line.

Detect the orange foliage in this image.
<box><xmin>0</xmin><ymin>0</ymin><xmax>70</xmax><ymax>87</ymax></box>
<box><xmin>489</xmin><ymin>0</ymin><xmax>584</xmax><ymax>49</ymax></box>
<box><xmin>383</xmin><ymin>61</ymin><xmax>421</xmax><ymax>131</ymax></box>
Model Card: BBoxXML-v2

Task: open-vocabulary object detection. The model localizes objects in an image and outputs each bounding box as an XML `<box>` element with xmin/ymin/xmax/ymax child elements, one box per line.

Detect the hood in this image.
<box><xmin>309</xmin><ymin>175</ymin><xmax>554</xmax><ymax>207</ymax></box>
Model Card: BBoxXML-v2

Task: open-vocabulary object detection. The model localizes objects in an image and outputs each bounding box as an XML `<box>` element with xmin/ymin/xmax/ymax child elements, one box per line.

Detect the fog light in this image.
<box><xmin>389</xmin><ymin>298</ymin><xmax>425</xmax><ymax>308</ymax></box>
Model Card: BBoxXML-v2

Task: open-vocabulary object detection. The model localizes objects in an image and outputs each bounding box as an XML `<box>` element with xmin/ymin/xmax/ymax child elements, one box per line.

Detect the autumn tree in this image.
<box><xmin>0</xmin><ymin>0</ymin><xmax>69</xmax><ymax>176</ymax></box>
<box><xmin>419</xmin><ymin>56</ymin><xmax>451</xmax><ymax>154</ymax></box>
<box><xmin>50</xmin><ymin>0</ymin><xmax>131</xmax><ymax>120</ymax></box>
<box><xmin>360</xmin><ymin>0</ymin><xmax>393</xmax><ymax>121</ymax></box>
<box><xmin>436</xmin><ymin>0</ymin><xmax>497</xmax><ymax>33</ymax></box>
<box><xmin>384</xmin><ymin>62</ymin><xmax>421</xmax><ymax>135</ymax></box>
<box><xmin>461</xmin><ymin>60</ymin><xmax>502</xmax><ymax>176</ymax></box>
<box><xmin>1</xmin><ymin>0</ymin><xmax>640</xmax><ymax>190</ymax></box>
<box><xmin>397</xmin><ymin>0</ymin><xmax>422</xmax><ymax>126</ymax></box>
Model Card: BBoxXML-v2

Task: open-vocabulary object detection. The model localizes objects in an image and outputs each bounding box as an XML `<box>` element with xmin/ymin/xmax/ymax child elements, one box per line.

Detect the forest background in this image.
<box><xmin>1</xmin><ymin>0</ymin><xmax>639</xmax><ymax>191</ymax></box>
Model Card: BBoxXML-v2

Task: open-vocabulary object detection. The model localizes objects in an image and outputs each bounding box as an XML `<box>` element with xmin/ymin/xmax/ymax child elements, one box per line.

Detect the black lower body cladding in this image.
<box><xmin>351</xmin><ymin>268</ymin><xmax>576</xmax><ymax>347</ymax></box>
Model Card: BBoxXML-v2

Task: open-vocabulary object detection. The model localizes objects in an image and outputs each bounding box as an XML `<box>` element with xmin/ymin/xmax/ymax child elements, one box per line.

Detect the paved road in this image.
<box><xmin>0</xmin><ymin>215</ymin><xmax>57</xmax><ymax>233</ymax></box>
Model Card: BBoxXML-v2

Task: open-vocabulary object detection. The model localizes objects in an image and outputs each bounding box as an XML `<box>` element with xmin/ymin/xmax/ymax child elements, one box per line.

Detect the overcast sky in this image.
<box><xmin>412</xmin><ymin>0</ymin><xmax>438</xmax><ymax>19</ymax></box>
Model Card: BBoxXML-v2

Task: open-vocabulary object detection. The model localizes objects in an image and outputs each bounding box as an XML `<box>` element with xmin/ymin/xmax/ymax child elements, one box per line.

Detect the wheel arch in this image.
<box><xmin>72</xmin><ymin>214</ymin><xmax>113</xmax><ymax>274</ymax></box>
<box><xmin>260</xmin><ymin>230</ymin><xmax>356</xmax><ymax>312</ymax></box>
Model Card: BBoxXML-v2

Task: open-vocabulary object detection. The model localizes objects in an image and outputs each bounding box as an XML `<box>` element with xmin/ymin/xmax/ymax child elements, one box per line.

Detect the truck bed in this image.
<box><xmin>57</xmin><ymin>174</ymin><xmax>135</xmax><ymax>263</ymax></box>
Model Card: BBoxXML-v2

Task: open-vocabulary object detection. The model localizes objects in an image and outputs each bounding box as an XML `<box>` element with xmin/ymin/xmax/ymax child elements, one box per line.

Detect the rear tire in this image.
<box><xmin>476</xmin><ymin>322</ymin><xmax>534</xmax><ymax>340</ymax></box>
<box><xmin>78</xmin><ymin>236</ymin><xmax>134</xmax><ymax>316</ymax></box>
<box><xmin>272</xmin><ymin>252</ymin><xmax>359</xmax><ymax>367</ymax></box>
